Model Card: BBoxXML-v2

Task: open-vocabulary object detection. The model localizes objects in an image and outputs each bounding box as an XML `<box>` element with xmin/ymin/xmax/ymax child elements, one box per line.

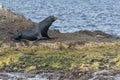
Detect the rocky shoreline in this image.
<box><xmin>0</xmin><ymin>68</ymin><xmax>120</xmax><ymax>80</ymax></box>
<box><xmin>0</xmin><ymin>5</ymin><xmax>120</xmax><ymax>80</ymax></box>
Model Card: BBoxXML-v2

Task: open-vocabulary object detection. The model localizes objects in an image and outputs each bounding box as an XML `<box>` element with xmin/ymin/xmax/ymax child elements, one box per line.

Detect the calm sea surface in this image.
<box><xmin>0</xmin><ymin>0</ymin><xmax>120</xmax><ymax>35</ymax></box>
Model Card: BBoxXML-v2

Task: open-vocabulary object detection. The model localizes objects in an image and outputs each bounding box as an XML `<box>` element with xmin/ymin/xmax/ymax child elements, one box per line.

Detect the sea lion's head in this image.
<box><xmin>45</xmin><ymin>16</ymin><xmax>57</xmax><ymax>22</ymax></box>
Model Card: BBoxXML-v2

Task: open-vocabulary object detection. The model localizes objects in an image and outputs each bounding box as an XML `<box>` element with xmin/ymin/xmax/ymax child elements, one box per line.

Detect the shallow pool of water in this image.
<box><xmin>89</xmin><ymin>70</ymin><xmax>120</xmax><ymax>80</ymax></box>
<box><xmin>0</xmin><ymin>72</ymin><xmax>48</xmax><ymax>80</ymax></box>
<box><xmin>0</xmin><ymin>71</ymin><xmax>120</xmax><ymax>80</ymax></box>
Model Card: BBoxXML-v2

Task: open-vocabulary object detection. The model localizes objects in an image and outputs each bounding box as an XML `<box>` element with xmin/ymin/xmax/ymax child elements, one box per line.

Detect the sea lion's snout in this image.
<box><xmin>49</xmin><ymin>16</ymin><xmax>57</xmax><ymax>22</ymax></box>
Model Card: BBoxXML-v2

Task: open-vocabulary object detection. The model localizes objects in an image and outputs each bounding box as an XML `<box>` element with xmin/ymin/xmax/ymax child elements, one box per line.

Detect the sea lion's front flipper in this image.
<box><xmin>46</xmin><ymin>35</ymin><xmax>51</xmax><ymax>39</ymax></box>
<box><xmin>42</xmin><ymin>32</ymin><xmax>51</xmax><ymax>39</ymax></box>
<box><xmin>37</xmin><ymin>33</ymin><xmax>42</xmax><ymax>40</ymax></box>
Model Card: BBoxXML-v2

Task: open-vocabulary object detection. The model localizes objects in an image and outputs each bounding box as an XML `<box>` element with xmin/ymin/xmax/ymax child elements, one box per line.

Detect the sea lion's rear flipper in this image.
<box><xmin>14</xmin><ymin>32</ymin><xmax>22</xmax><ymax>41</ymax></box>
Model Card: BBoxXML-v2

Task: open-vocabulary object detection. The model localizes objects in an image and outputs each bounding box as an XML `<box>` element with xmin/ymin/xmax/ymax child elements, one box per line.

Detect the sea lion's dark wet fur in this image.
<box><xmin>14</xmin><ymin>16</ymin><xmax>57</xmax><ymax>41</ymax></box>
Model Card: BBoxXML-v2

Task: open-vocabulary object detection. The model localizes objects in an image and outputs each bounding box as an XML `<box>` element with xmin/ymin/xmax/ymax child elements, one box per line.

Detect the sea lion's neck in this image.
<box><xmin>38</xmin><ymin>20</ymin><xmax>53</xmax><ymax>27</ymax></box>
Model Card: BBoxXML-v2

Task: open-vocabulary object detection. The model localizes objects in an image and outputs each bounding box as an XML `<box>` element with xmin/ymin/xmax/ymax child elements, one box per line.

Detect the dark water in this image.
<box><xmin>0</xmin><ymin>0</ymin><xmax>120</xmax><ymax>35</ymax></box>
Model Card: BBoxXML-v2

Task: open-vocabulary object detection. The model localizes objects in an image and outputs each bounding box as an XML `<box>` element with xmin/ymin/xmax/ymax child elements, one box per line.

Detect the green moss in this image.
<box><xmin>0</xmin><ymin>41</ymin><xmax>120</xmax><ymax>71</ymax></box>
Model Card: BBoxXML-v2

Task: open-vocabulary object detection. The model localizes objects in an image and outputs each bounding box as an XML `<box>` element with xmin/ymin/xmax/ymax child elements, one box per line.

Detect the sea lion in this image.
<box><xmin>13</xmin><ymin>16</ymin><xmax>57</xmax><ymax>41</ymax></box>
